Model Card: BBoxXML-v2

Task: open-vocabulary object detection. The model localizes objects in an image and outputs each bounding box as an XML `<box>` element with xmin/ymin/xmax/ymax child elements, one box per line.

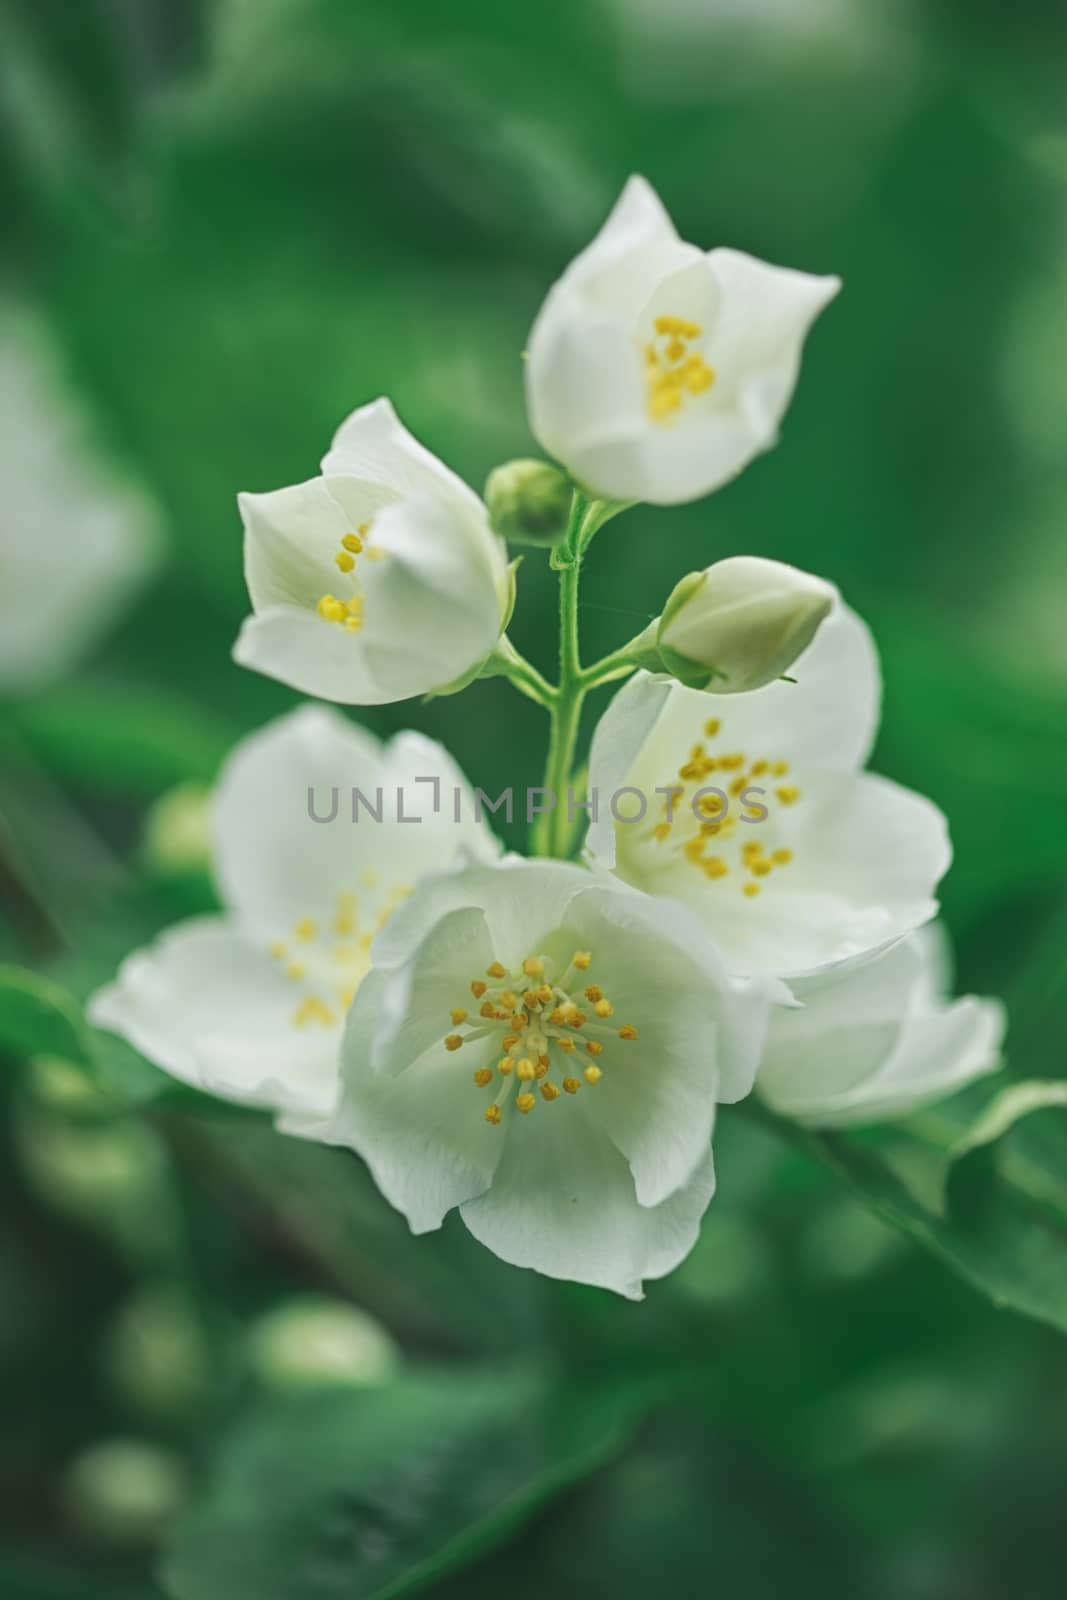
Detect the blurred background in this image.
<box><xmin>2</xmin><ymin>1</ymin><xmax>1067</xmax><ymax>1596</ymax></box>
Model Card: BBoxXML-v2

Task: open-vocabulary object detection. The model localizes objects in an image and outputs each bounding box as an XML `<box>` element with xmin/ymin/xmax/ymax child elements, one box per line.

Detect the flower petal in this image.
<box><xmin>320</xmin><ymin>396</ymin><xmax>484</xmax><ymax>521</ymax></box>
<box><xmin>88</xmin><ymin>917</ymin><xmax>338</xmax><ymax>1121</ymax></box>
<box><xmin>460</xmin><ymin>1103</ymin><xmax>717</xmax><ymax>1300</ymax></box>
<box><xmin>212</xmin><ymin>704</ymin><xmax>497</xmax><ymax>933</ymax></box>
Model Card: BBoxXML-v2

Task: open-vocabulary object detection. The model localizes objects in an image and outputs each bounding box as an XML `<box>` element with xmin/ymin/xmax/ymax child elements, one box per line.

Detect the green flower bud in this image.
<box><xmin>246</xmin><ymin>1296</ymin><xmax>398</xmax><ymax>1391</ymax></box>
<box><xmin>63</xmin><ymin>1439</ymin><xmax>188</xmax><ymax>1545</ymax></box>
<box><xmin>484</xmin><ymin>458</ymin><xmax>572</xmax><ymax>545</ymax></box>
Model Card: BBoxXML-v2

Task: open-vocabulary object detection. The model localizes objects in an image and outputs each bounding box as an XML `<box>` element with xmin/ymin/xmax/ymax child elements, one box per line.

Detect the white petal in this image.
<box><xmin>759</xmin><ymin>933</ymin><xmax>1005</xmax><ymax>1126</ymax></box>
<box><xmin>88</xmin><ymin>918</ymin><xmax>338</xmax><ymax>1120</ymax></box>
<box><xmin>329</xmin><ymin>966</ymin><xmax>503</xmax><ymax>1233</ymax></box>
<box><xmin>321</xmin><ymin>397</ymin><xmax>484</xmax><ymax>520</ymax></box>
<box><xmin>460</xmin><ymin>1104</ymin><xmax>716</xmax><ymax>1300</ymax></box>
<box><xmin>233</xmin><ymin>605</ymin><xmax>405</xmax><ymax>704</ymax></box>
<box><xmin>212</xmin><ymin>705</ymin><xmax>497</xmax><ymax>934</ymax></box>
<box><xmin>558</xmin><ymin>884</ymin><xmax>771</xmax><ymax>1204</ymax></box>
<box><xmin>240</xmin><ymin>477</ymin><xmax>374</xmax><ymax>613</ymax></box>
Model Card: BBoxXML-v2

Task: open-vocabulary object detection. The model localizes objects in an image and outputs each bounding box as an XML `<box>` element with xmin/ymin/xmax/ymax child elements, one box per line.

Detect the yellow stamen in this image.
<box><xmin>541</xmin><ymin>1082</ymin><xmax>560</xmax><ymax>1101</ymax></box>
<box><xmin>583</xmin><ymin>1065</ymin><xmax>603</xmax><ymax>1085</ymax></box>
<box><xmin>593</xmin><ymin>999</ymin><xmax>614</xmax><ymax>1018</ymax></box>
<box><xmin>450</xmin><ymin>1008</ymin><xmax>468</xmax><ymax>1025</ymax></box>
<box><xmin>445</xmin><ymin>1034</ymin><xmax>464</xmax><ymax>1052</ymax></box>
<box><xmin>486</xmin><ymin>962</ymin><xmax>507</xmax><ymax>979</ymax></box>
<box><xmin>516</xmin><ymin>1093</ymin><xmax>536</xmax><ymax>1115</ymax></box>
<box><xmin>471</xmin><ymin>980</ymin><xmax>487</xmax><ymax>999</ymax></box>
<box><xmin>498</xmin><ymin>1057</ymin><xmax>514</xmax><ymax>1075</ymax></box>
<box><xmin>619</xmin><ymin>1024</ymin><xmax>638</xmax><ymax>1041</ymax></box>
<box><xmin>485</xmin><ymin>1104</ymin><xmax>502</xmax><ymax>1125</ymax></box>
<box><xmin>473</xmin><ymin>1067</ymin><xmax>493</xmax><ymax>1087</ymax></box>
<box><xmin>562</xmin><ymin>1077</ymin><xmax>581</xmax><ymax>1094</ymax></box>
<box><xmin>522</xmin><ymin>957</ymin><xmax>543</xmax><ymax>977</ymax></box>
<box><xmin>335</xmin><ymin>550</ymin><xmax>355</xmax><ymax>573</ymax></box>
<box><xmin>573</xmin><ymin>951</ymin><xmax>592</xmax><ymax>970</ymax></box>
<box><xmin>516</xmin><ymin>1058</ymin><xmax>536</xmax><ymax>1081</ymax></box>
<box><xmin>341</xmin><ymin>532</ymin><xmax>363</xmax><ymax>553</ymax></box>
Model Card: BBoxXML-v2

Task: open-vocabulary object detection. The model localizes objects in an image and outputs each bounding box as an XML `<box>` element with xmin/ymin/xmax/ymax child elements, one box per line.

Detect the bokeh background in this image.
<box><xmin>2</xmin><ymin>2</ymin><xmax>1067</xmax><ymax>1596</ymax></box>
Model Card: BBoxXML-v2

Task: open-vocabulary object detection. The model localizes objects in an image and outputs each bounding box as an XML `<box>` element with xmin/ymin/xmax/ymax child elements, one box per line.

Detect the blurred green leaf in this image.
<box><xmin>758</xmin><ymin>1105</ymin><xmax>1067</xmax><ymax>1337</ymax></box>
<box><xmin>0</xmin><ymin>963</ymin><xmax>93</xmax><ymax>1066</ymax></box>
<box><xmin>947</xmin><ymin>1080</ymin><xmax>1067</xmax><ymax>1225</ymax></box>
<box><xmin>162</xmin><ymin>1369</ymin><xmax>637</xmax><ymax>1600</ymax></box>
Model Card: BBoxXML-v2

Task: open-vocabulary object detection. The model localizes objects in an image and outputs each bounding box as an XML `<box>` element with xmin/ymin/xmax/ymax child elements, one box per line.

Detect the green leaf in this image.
<box><xmin>0</xmin><ymin>964</ymin><xmax>94</xmax><ymax>1066</ymax></box>
<box><xmin>161</xmin><ymin>1369</ymin><xmax>638</xmax><ymax>1600</ymax></box>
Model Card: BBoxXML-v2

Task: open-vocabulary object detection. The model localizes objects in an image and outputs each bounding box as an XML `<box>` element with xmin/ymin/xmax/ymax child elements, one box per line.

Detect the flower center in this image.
<box><xmin>441</xmin><ymin>949</ymin><xmax>638</xmax><ymax>1125</ymax></box>
<box><xmin>641</xmin><ymin>715</ymin><xmax>801</xmax><ymax>899</ymax></box>
<box><xmin>269</xmin><ymin>877</ymin><xmax>413</xmax><ymax>1027</ymax></box>
<box><xmin>315</xmin><ymin>520</ymin><xmax>387</xmax><ymax>633</ymax></box>
<box><xmin>644</xmin><ymin>315</ymin><xmax>716</xmax><ymax>424</ymax></box>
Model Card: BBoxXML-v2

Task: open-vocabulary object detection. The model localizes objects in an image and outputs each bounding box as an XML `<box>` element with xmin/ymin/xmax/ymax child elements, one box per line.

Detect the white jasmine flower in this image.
<box><xmin>0</xmin><ymin>305</ymin><xmax>162</xmax><ymax>693</ymax></box>
<box><xmin>89</xmin><ymin>706</ymin><xmax>498</xmax><ymax>1130</ymax></box>
<box><xmin>525</xmin><ymin>176</ymin><xmax>839</xmax><ymax>505</ymax></box>
<box><xmin>758</xmin><ymin>927</ymin><xmax>1005</xmax><ymax>1127</ymax></box>
<box><xmin>585</xmin><ymin>604</ymin><xmax>951</xmax><ymax>980</ymax></box>
<box><xmin>656</xmin><ymin>556</ymin><xmax>836</xmax><ymax>692</ymax></box>
<box><xmin>233</xmin><ymin>399</ymin><xmax>511</xmax><ymax>704</ymax></box>
<box><xmin>328</xmin><ymin>857</ymin><xmax>781</xmax><ymax>1299</ymax></box>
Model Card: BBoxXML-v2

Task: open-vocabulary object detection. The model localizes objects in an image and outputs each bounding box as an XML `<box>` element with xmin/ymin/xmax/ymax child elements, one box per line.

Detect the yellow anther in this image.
<box><xmin>337</xmin><ymin>985</ymin><xmax>357</xmax><ymax>1011</ymax></box>
<box><xmin>286</xmin><ymin>962</ymin><xmax>306</xmax><ymax>981</ymax></box>
<box><xmin>743</xmin><ymin>882</ymin><xmax>761</xmax><ymax>897</ymax></box>
<box><xmin>537</xmin><ymin>985</ymin><xmax>554</xmax><ymax>1004</ymax></box>
<box><xmin>535</xmin><ymin>1060</ymin><xmax>550</xmax><ymax>1079</ymax></box>
<box><xmin>751</xmin><ymin>859</ymin><xmax>772</xmax><ymax>877</ymax></box>
<box><xmin>585</xmin><ymin>1040</ymin><xmax>604</xmax><ymax>1057</ymax></box>
<box><xmin>316</xmin><ymin>595</ymin><xmax>348</xmax><ymax>623</ymax></box>
<box><xmin>498</xmin><ymin>1057</ymin><xmax>514</xmax><ymax>1075</ymax></box>
<box><xmin>293</xmin><ymin>996</ymin><xmax>336</xmax><ymax>1027</ymax></box>
<box><xmin>684</xmin><ymin>838</ymin><xmax>706</xmax><ymax>863</ymax></box>
<box><xmin>485</xmin><ymin>1104</ymin><xmax>502</xmax><ymax>1125</ymax></box>
<box><xmin>335</xmin><ymin>550</ymin><xmax>355</xmax><ymax>573</ymax></box>
<box><xmin>473</xmin><ymin>1067</ymin><xmax>493</xmax><ymax>1087</ymax></box>
<box><xmin>341</xmin><ymin>532</ymin><xmax>363</xmax><ymax>554</ymax></box>
<box><xmin>502</xmin><ymin>1033</ymin><xmax>518</xmax><ymax>1051</ymax></box>
<box><xmin>445</xmin><ymin>1034</ymin><xmax>464</xmax><ymax>1052</ymax></box>
<box><xmin>653</xmin><ymin>822</ymin><xmax>672</xmax><ymax>842</ymax></box>
<box><xmin>294</xmin><ymin>918</ymin><xmax>316</xmax><ymax>940</ymax></box>
<box><xmin>772</xmin><ymin>761</ymin><xmax>790</xmax><ymax>776</ymax></box>
<box><xmin>522</xmin><ymin>957</ymin><xmax>544</xmax><ymax>978</ymax></box>
<box><xmin>562</xmin><ymin>1077</ymin><xmax>581</xmax><ymax>1094</ymax></box>
<box><xmin>593</xmin><ymin>998</ymin><xmax>614</xmax><ymax>1018</ymax></box>
<box><xmin>573</xmin><ymin>951</ymin><xmax>592</xmax><ymax>970</ymax></box>
<box><xmin>619</xmin><ymin>1024</ymin><xmax>638</xmax><ymax>1041</ymax></box>
<box><xmin>541</xmin><ymin>1081</ymin><xmax>560</xmax><ymax>1101</ymax></box>
<box><xmin>498</xmin><ymin>990</ymin><xmax>517</xmax><ymax>1010</ymax></box>
<box><xmin>557</xmin><ymin>1037</ymin><xmax>576</xmax><ymax>1053</ymax></box>
<box><xmin>583</xmin><ymin>1065</ymin><xmax>603</xmax><ymax>1085</ymax></box>
<box><xmin>450</xmin><ymin>1008</ymin><xmax>468</xmax><ymax>1025</ymax></box>
<box><xmin>704</xmin><ymin>718</ymin><xmax>721</xmax><ymax>736</ymax></box>
<box><xmin>772</xmin><ymin>848</ymin><xmax>793</xmax><ymax>865</ymax></box>
<box><xmin>511</xmin><ymin>1010</ymin><xmax>528</xmax><ymax>1029</ymax></box>
<box><xmin>516</xmin><ymin>1059</ymin><xmax>536</xmax><ymax>1081</ymax></box>
<box><xmin>516</xmin><ymin>1093</ymin><xmax>536</xmax><ymax>1115</ymax></box>
<box><xmin>486</xmin><ymin>962</ymin><xmax>507</xmax><ymax>979</ymax></box>
<box><xmin>357</xmin><ymin>521</ymin><xmax>371</xmax><ymax>535</ymax></box>
<box><xmin>776</xmin><ymin>785</ymin><xmax>801</xmax><ymax>805</ymax></box>
<box><xmin>471</xmin><ymin>980</ymin><xmax>487</xmax><ymax>999</ymax></box>
<box><xmin>584</xmin><ymin>985</ymin><xmax>604</xmax><ymax>1003</ymax></box>
<box><xmin>479</xmin><ymin>1001</ymin><xmax>496</xmax><ymax>1019</ymax></box>
<box><xmin>269</xmin><ymin>941</ymin><xmax>287</xmax><ymax>959</ymax></box>
<box><xmin>703</xmin><ymin>857</ymin><xmax>729</xmax><ymax>879</ymax></box>
<box><xmin>751</xmin><ymin>759</ymin><xmax>768</xmax><ymax>776</ymax></box>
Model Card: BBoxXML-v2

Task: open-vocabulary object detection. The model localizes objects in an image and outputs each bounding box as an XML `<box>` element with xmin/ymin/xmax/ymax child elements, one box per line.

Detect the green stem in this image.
<box><xmin>534</xmin><ymin>496</ymin><xmax>590</xmax><ymax>857</ymax></box>
<box><xmin>485</xmin><ymin>637</ymin><xmax>556</xmax><ymax>707</ymax></box>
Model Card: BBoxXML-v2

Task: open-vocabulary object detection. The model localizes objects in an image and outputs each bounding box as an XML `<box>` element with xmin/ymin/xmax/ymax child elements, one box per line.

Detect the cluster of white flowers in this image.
<box><xmin>91</xmin><ymin>178</ymin><xmax>1005</xmax><ymax>1299</ymax></box>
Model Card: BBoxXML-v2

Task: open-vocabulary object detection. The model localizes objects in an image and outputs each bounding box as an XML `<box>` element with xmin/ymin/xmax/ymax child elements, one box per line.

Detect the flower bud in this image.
<box><xmin>246</xmin><ymin>1296</ymin><xmax>397</xmax><ymax>1391</ymax></box>
<box><xmin>656</xmin><ymin>556</ymin><xmax>836</xmax><ymax>693</ymax></box>
<box><xmin>484</xmin><ymin>458</ymin><xmax>572</xmax><ymax>545</ymax></box>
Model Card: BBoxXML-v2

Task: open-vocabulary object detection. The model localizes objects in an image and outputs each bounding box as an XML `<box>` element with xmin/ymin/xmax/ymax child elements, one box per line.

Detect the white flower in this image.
<box><xmin>585</xmin><ymin>603</ymin><xmax>951</xmax><ymax>981</ymax></box>
<box><xmin>89</xmin><ymin>706</ymin><xmax>498</xmax><ymax>1130</ymax></box>
<box><xmin>758</xmin><ymin>927</ymin><xmax>1005</xmax><ymax>1127</ymax></box>
<box><xmin>657</xmin><ymin>555</ymin><xmax>836</xmax><ymax>692</ymax></box>
<box><xmin>233</xmin><ymin>399</ymin><xmax>511</xmax><ymax>704</ymax></box>
<box><xmin>328</xmin><ymin>856</ymin><xmax>781</xmax><ymax>1299</ymax></box>
<box><xmin>525</xmin><ymin>176</ymin><xmax>839</xmax><ymax>506</ymax></box>
<box><xmin>0</xmin><ymin>304</ymin><xmax>162</xmax><ymax>693</ymax></box>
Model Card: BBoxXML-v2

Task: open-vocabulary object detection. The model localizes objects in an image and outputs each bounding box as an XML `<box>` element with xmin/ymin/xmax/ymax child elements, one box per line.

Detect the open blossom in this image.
<box><xmin>233</xmin><ymin>399</ymin><xmax>511</xmax><ymax>704</ymax></box>
<box><xmin>0</xmin><ymin>304</ymin><xmax>162</xmax><ymax>693</ymax></box>
<box><xmin>525</xmin><ymin>176</ymin><xmax>839</xmax><ymax>506</ymax></box>
<box><xmin>758</xmin><ymin>927</ymin><xmax>1005</xmax><ymax>1127</ymax></box>
<box><xmin>328</xmin><ymin>857</ymin><xmax>782</xmax><ymax>1298</ymax></box>
<box><xmin>585</xmin><ymin>603</ymin><xmax>951</xmax><ymax>981</ymax></box>
<box><xmin>89</xmin><ymin>706</ymin><xmax>498</xmax><ymax>1130</ymax></box>
<box><xmin>657</xmin><ymin>556</ymin><xmax>836</xmax><ymax>693</ymax></box>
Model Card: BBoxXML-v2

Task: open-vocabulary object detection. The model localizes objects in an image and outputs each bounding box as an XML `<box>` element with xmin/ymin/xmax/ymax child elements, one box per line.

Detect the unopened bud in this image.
<box><xmin>484</xmin><ymin>458</ymin><xmax>571</xmax><ymax>545</ymax></box>
<box><xmin>247</xmin><ymin>1296</ymin><xmax>397</xmax><ymax>1391</ymax></box>
<box><xmin>657</xmin><ymin>556</ymin><xmax>835</xmax><ymax>693</ymax></box>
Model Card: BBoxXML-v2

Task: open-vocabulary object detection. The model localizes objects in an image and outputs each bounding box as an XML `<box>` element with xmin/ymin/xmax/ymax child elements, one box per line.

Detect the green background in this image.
<box><xmin>2</xmin><ymin>2</ymin><xmax>1067</xmax><ymax>1596</ymax></box>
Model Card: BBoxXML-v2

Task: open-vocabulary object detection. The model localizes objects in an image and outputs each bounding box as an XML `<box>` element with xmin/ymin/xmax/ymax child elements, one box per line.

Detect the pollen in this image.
<box><xmin>293</xmin><ymin>996</ymin><xmax>336</xmax><ymax>1027</ymax></box>
<box><xmin>776</xmin><ymin>785</ymin><xmax>801</xmax><ymax>805</ymax></box>
<box><xmin>516</xmin><ymin>1093</ymin><xmax>536</xmax><ymax>1115</ymax></box>
<box><xmin>450</xmin><ymin>1008</ymin><xmax>468</xmax><ymax>1025</ymax></box>
<box><xmin>540</xmin><ymin>1081</ymin><xmax>560</xmax><ymax>1101</ymax></box>
<box><xmin>563</xmin><ymin>1077</ymin><xmax>581</xmax><ymax>1094</ymax></box>
<box><xmin>585</xmin><ymin>1040</ymin><xmax>604</xmax><ymax>1057</ymax></box>
<box><xmin>335</xmin><ymin>550</ymin><xmax>355</xmax><ymax>573</ymax></box>
<box><xmin>743</xmin><ymin>882</ymin><xmax>761</xmax><ymax>898</ymax></box>
<box><xmin>445</xmin><ymin>1034</ymin><xmax>464</xmax><ymax>1052</ymax></box>
<box><xmin>498</xmin><ymin>1056</ymin><xmax>514</xmax><ymax>1074</ymax></box>
<box><xmin>619</xmin><ymin>1025</ymin><xmax>638</xmax><ymax>1041</ymax></box>
<box><xmin>286</xmin><ymin>962</ymin><xmax>306</xmax><ymax>981</ymax></box>
<box><xmin>487</xmin><ymin>962</ymin><xmax>507</xmax><ymax>979</ymax></box>
<box><xmin>704</xmin><ymin>718</ymin><xmax>721</xmax><ymax>736</ymax></box>
<box><xmin>516</xmin><ymin>1058</ymin><xmax>536</xmax><ymax>1081</ymax></box>
<box><xmin>471</xmin><ymin>980</ymin><xmax>487</xmax><ymax>998</ymax></box>
<box><xmin>294</xmin><ymin>918</ymin><xmax>316</xmax><ymax>940</ymax></box>
<box><xmin>485</xmin><ymin>1104</ymin><xmax>502</xmax><ymax>1126</ymax></box>
<box><xmin>341</xmin><ymin>532</ymin><xmax>363</xmax><ymax>554</ymax></box>
<box><xmin>593</xmin><ymin>999</ymin><xmax>614</xmax><ymax>1018</ymax></box>
<box><xmin>573</xmin><ymin>951</ymin><xmax>592</xmax><ymax>970</ymax></box>
<box><xmin>473</xmin><ymin>1067</ymin><xmax>493</xmax><ymax>1087</ymax></box>
<box><xmin>316</xmin><ymin>595</ymin><xmax>347</xmax><ymax>624</ymax></box>
<box><xmin>522</xmin><ymin>956</ymin><xmax>544</xmax><ymax>977</ymax></box>
<box><xmin>583</xmin><ymin>1065</ymin><xmax>603</xmax><ymax>1085</ymax></box>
